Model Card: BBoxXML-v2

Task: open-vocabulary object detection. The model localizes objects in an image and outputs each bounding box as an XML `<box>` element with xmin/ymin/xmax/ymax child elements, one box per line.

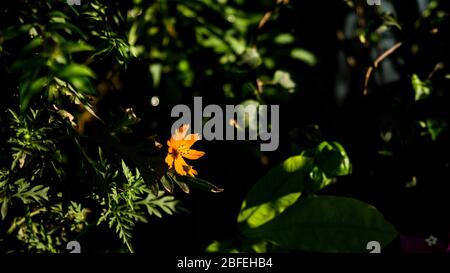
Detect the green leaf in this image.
<box><xmin>206</xmin><ymin>239</ymin><xmax>239</xmax><ymax>253</ymax></box>
<box><xmin>63</xmin><ymin>41</ymin><xmax>94</xmax><ymax>53</ymax></box>
<box><xmin>1</xmin><ymin>200</ymin><xmax>8</xmax><ymax>220</ymax></box>
<box><xmin>166</xmin><ymin>172</ymin><xmax>190</xmax><ymax>194</ymax></box>
<box><xmin>21</xmin><ymin>37</ymin><xmax>44</xmax><ymax>55</ymax></box>
<box><xmin>426</xmin><ymin>118</ymin><xmax>447</xmax><ymax>141</ymax></box>
<box><xmin>111</xmin><ymin>141</ymin><xmax>163</xmax><ymax>197</ymax></box>
<box><xmin>160</xmin><ymin>173</ymin><xmax>174</xmax><ymax>193</ymax></box>
<box><xmin>195</xmin><ymin>26</ymin><xmax>230</xmax><ymax>55</ymax></box>
<box><xmin>144</xmin><ymin>193</ymin><xmax>178</xmax><ymax>218</ymax></box>
<box><xmin>238</xmin><ymin>155</ymin><xmax>314</xmax><ymax>229</ymax></box>
<box><xmin>58</xmin><ymin>64</ymin><xmax>96</xmax><ymax>79</ymax></box>
<box><xmin>48</xmin><ymin>10</ymin><xmax>70</xmax><ymax>19</ymax></box>
<box><xmin>315</xmin><ymin>141</ymin><xmax>351</xmax><ymax>177</ymax></box>
<box><xmin>238</xmin><ymin>47</ymin><xmax>262</xmax><ymax>69</ymax></box>
<box><xmin>55</xmin><ymin>64</ymin><xmax>96</xmax><ymax>95</ymax></box>
<box><xmin>149</xmin><ymin>63</ymin><xmax>162</xmax><ymax>88</ymax></box>
<box><xmin>121</xmin><ymin>160</ymin><xmax>133</xmax><ymax>182</ymax></box>
<box><xmin>47</xmin><ymin>22</ymin><xmax>87</xmax><ymax>39</ymax></box>
<box><xmin>273</xmin><ymin>70</ymin><xmax>296</xmax><ymax>91</ymax></box>
<box><xmin>307</xmin><ymin>165</ymin><xmax>333</xmax><ymax>193</ymax></box>
<box><xmin>128</xmin><ymin>22</ymin><xmax>139</xmax><ymax>45</ymax></box>
<box><xmin>175</xmin><ymin>174</ymin><xmax>224</xmax><ymax>193</ymax></box>
<box><xmin>274</xmin><ymin>33</ymin><xmax>295</xmax><ymax>44</ymax></box>
<box><xmin>380</xmin><ymin>13</ymin><xmax>402</xmax><ymax>31</ymax></box>
<box><xmin>11</xmin><ymin>179</ymin><xmax>49</xmax><ymax>205</ymax></box>
<box><xmin>20</xmin><ymin>77</ymin><xmax>49</xmax><ymax>112</ymax></box>
<box><xmin>290</xmin><ymin>48</ymin><xmax>317</xmax><ymax>66</ymax></box>
<box><xmin>411</xmin><ymin>74</ymin><xmax>432</xmax><ymax>101</ymax></box>
<box><xmin>27</xmin><ymin>185</ymin><xmax>50</xmax><ymax>203</ymax></box>
<box><xmin>1</xmin><ymin>24</ymin><xmax>33</xmax><ymax>41</ymax></box>
<box><xmin>68</xmin><ymin>77</ymin><xmax>96</xmax><ymax>95</ymax></box>
<box><xmin>243</xmin><ymin>196</ymin><xmax>398</xmax><ymax>253</ymax></box>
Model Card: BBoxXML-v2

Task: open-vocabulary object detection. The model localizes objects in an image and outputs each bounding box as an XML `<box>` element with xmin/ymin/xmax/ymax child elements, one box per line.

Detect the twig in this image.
<box><xmin>258</xmin><ymin>11</ymin><xmax>273</xmax><ymax>30</ymax></box>
<box><xmin>363</xmin><ymin>41</ymin><xmax>404</xmax><ymax>95</ymax></box>
<box><xmin>427</xmin><ymin>62</ymin><xmax>445</xmax><ymax>80</ymax></box>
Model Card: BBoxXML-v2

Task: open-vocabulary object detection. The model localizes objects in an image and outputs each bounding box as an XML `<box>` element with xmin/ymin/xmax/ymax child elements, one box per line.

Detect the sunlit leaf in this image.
<box><xmin>128</xmin><ymin>22</ymin><xmax>139</xmax><ymax>45</ymax></box>
<box><xmin>411</xmin><ymin>74</ymin><xmax>432</xmax><ymax>101</ymax></box>
<box><xmin>149</xmin><ymin>63</ymin><xmax>162</xmax><ymax>88</ymax></box>
<box><xmin>274</xmin><ymin>33</ymin><xmax>295</xmax><ymax>44</ymax></box>
<box><xmin>243</xmin><ymin>196</ymin><xmax>398</xmax><ymax>253</ymax></box>
<box><xmin>273</xmin><ymin>70</ymin><xmax>296</xmax><ymax>91</ymax></box>
<box><xmin>238</xmin><ymin>47</ymin><xmax>262</xmax><ymax>69</ymax></box>
<box><xmin>426</xmin><ymin>118</ymin><xmax>447</xmax><ymax>141</ymax></box>
<box><xmin>1</xmin><ymin>200</ymin><xmax>9</xmax><ymax>220</ymax></box>
<box><xmin>238</xmin><ymin>155</ymin><xmax>313</xmax><ymax>229</ymax></box>
<box><xmin>63</xmin><ymin>41</ymin><xmax>94</xmax><ymax>53</ymax></box>
<box><xmin>315</xmin><ymin>141</ymin><xmax>351</xmax><ymax>177</ymax></box>
<box><xmin>206</xmin><ymin>239</ymin><xmax>239</xmax><ymax>253</ymax></box>
<box><xmin>290</xmin><ymin>48</ymin><xmax>317</xmax><ymax>66</ymax></box>
<box><xmin>58</xmin><ymin>64</ymin><xmax>96</xmax><ymax>79</ymax></box>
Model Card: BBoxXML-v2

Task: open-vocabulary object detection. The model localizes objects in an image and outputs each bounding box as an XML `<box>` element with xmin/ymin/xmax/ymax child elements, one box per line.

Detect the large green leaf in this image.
<box><xmin>243</xmin><ymin>196</ymin><xmax>398</xmax><ymax>253</ymax></box>
<box><xmin>238</xmin><ymin>155</ymin><xmax>314</xmax><ymax>229</ymax></box>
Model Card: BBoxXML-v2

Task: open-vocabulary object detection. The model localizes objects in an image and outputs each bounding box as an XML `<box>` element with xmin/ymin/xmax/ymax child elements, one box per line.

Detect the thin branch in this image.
<box><xmin>363</xmin><ymin>41</ymin><xmax>404</xmax><ymax>95</ymax></box>
<box><xmin>427</xmin><ymin>62</ymin><xmax>445</xmax><ymax>80</ymax></box>
<box><xmin>258</xmin><ymin>11</ymin><xmax>273</xmax><ymax>30</ymax></box>
<box><xmin>257</xmin><ymin>0</ymin><xmax>289</xmax><ymax>30</ymax></box>
<box><xmin>374</xmin><ymin>42</ymin><xmax>403</xmax><ymax>68</ymax></box>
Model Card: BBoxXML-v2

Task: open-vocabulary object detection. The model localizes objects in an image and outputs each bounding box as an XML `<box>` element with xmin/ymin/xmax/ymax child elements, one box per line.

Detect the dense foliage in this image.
<box><xmin>0</xmin><ymin>0</ymin><xmax>449</xmax><ymax>253</ymax></box>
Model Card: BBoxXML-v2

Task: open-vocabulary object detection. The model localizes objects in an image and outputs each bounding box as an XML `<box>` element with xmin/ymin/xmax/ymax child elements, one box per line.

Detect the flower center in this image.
<box><xmin>177</xmin><ymin>143</ymin><xmax>189</xmax><ymax>156</ymax></box>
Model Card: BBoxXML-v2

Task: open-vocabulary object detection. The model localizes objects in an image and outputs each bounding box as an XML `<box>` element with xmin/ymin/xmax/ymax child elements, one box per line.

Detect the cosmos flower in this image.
<box><xmin>165</xmin><ymin>124</ymin><xmax>205</xmax><ymax>177</ymax></box>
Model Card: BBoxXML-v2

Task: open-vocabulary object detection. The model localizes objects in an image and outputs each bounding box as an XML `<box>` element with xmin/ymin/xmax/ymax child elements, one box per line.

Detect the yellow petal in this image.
<box><xmin>167</xmin><ymin>137</ymin><xmax>180</xmax><ymax>150</ymax></box>
<box><xmin>183</xmin><ymin>149</ymin><xmax>205</xmax><ymax>160</ymax></box>
<box><xmin>173</xmin><ymin>124</ymin><xmax>189</xmax><ymax>141</ymax></box>
<box><xmin>184</xmin><ymin>133</ymin><xmax>200</xmax><ymax>148</ymax></box>
<box><xmin>165</xmin><ymin>154</ymin><xmax>174</xmax><ymax>168</ymax></box>
<box><xmin>187</xmin><ymin>167</ymin><xmax>198</xmax><ymax>177</ymax></box>
<box><xmin>174</xmin><ymin>157</ymin><xmax>188</xmax><ymax>176</ymax></box>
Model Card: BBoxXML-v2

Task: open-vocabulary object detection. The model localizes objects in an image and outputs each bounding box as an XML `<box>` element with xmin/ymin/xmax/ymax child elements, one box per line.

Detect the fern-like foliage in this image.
<box><xmin>0</xmin><ymin>178</ymin><xmax>49</xmax><ymax>220</ymax></box>
<box><xmin>97</xmin><ymin>161</ymin><xmax>178</xmax><ymax>253</ymax></box>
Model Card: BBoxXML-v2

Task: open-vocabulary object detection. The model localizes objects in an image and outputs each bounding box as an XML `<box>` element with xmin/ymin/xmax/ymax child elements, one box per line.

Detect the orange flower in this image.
<box><xmin>165</xmin><ymin>124</ymin><xmax>205</xmax><ymax>177</ymax></box>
